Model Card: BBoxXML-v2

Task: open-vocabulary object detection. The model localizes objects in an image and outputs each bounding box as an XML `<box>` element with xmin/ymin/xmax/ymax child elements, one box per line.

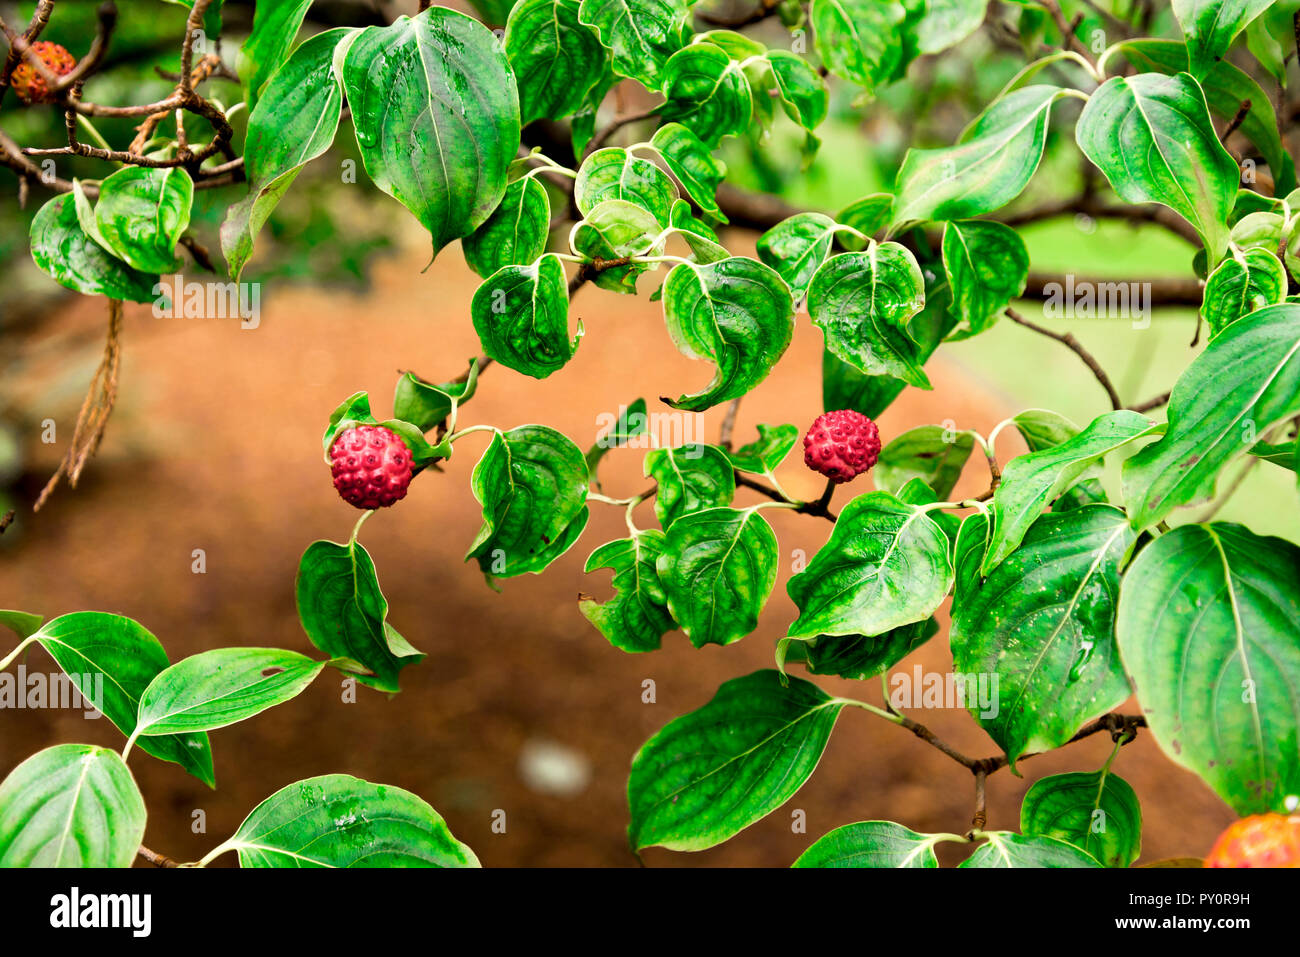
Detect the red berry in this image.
<box><xmin>802</xmin><ymin>410</ymin><xmax>881</xmax><ymax>484</ymax></box>
<box><xmin>328</xmin><ymin>425</ymin><xmax>413</xmax><ymax>510</ymax></box>
<box><xmin>10</xmin><ymin>42</ymin><xmax>77</xmax><ymax>105</ymax></box>
<box><xmin>1204</xmin><ymin>813</ymin><xmax>1300</xmax><ymax>867</ymax></box>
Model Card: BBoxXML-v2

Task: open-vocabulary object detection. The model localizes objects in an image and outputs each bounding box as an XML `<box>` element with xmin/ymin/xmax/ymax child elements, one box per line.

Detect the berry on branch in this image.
<box><xmin>1204</xmin><ymin>812</ymin><xmax>1300</xmax><ymax>867</ymax></box>
<box><xmin>803</xmin><ymin>410</ymin><xmax>881</xmax><ymax>484</ymax></box>
<box><xmin>329</xmin><ymin>425</ymin><xmax>413</xmax><ymax>510</ymax></box>
<box><xmin>10</xmin><ymin>42</ymin><xmax>77</xmax><ymax>105</ymax></box>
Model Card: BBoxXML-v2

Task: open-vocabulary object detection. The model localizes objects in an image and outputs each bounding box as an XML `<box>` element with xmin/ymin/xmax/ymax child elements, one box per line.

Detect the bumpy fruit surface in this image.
<box><xmin>10</xmin><ymin>42</ymin><xmax>76</xmax><ymax>105</ymax></box>
<box><xmin>803</xmin><ymin>410</ymin><xmax>881</xmax><ymax>484</ymax></box>
<box><xmin>1204</xmin><ymin>813</ymin><xmax>1300</xmax><ymax>867</ymax></box>
<box><xmin>329</xmin><ymin>425</ymin><xmax>413</xmax><ymax>509</ymax></box>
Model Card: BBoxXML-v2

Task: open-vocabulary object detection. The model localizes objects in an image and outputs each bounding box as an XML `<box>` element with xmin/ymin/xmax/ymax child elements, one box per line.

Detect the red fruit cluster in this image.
<box><xmin>329</xmin><ymin>425</ymin><xmax>413</xmax><ymax>510</ymax></box>
<box><xmin>10</xmin><ymin>42</ymin><xmax>76</xmax><ymax>105</ymax></box>
<box><xmin>803</xmin><ymin>409</ymin><xmax>881</xmax><ymax>484</ymax></box>
<box><xmin>1205</xmin><ymin>812</ymin><xmax>1300</xmax><ymax>867</ymax></box>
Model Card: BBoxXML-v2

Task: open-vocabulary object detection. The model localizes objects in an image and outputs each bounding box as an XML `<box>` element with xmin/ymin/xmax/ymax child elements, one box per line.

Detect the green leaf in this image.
<box><xmin>1113</xmin><ymin>39</ymin><xmax>1295</xmax><ymax>196</ymax></box>
<box><xmin>837</xmin><ymin>194</ymin><xmax>893</xmax><ymax>251</ymax></box>
<box><xmin>1117</xmin><ymin>523</ymin><xmax>1300</xmax><ymax>814</ymax></box>
<box><xmin>794</xmin><ymin>616</ymin><xmax>939</xmax><ymax>681</ymax></box>
<box><xmin>726</xmin><ymin>423</ymin><xmax>799</xmax><ymax>474</ymax></box>
<box><xmin>466</xmin><ymin>425</ymin><xmax>590</xmax><ymax>580</ymax></box>
<box><xmin>893</xmin><ymin>86</ymin><xmax>1065</xmax><ymax>226</ymax></box>
<box><xmin>793</xmin><ymin>820</ymin><xmax>944</xmax><ymax>867</ymax></box>
<box><xmin>392</xmin><ymin>362</ymin><xmax>479</xmax><ymax>433</ymax></box>
<box><xmin>756</xmin><ymin>212</ymin><xmax>838</xmax><ymax>303</ymax></box>
<box><xmin>1251</xmin><ymin>437</ymin><xmax>1299</xmax><ymax>472</ymax></box>
<box><xmin>644</xmin><ymin>444</ymin><xmax>736</xmax><ymax>527</ymax></box>
<box><xmin>628</xmin><ymin>670</ymin><xmax>845</xmax><ymax>851</ymax></box>
<box><xmin>952</xmin><ymin>507</ymin><xmax>1136</xmax><ymax>769</ymax></box>
<box><xmin>875</xmin><ymin>425</ymin><xmax>975</xmax><ymax>500</ymax></box>
<box><xmin>587</xmin><ymin>397</ymin><xmax>649</xmax><ymax>473</ymax></box>
<box><xmin>461</xmin><ymin>176</ymin><xmax>551</xmax><ymax>279</ymax></box>
<box><xmin>93</xmin><ymin>167</ymin><xmax>192</xmax><ymax>274</ymax></box>
<box><xmin>767</xmin><ymin>49</ymin><xmax>828</xmax><ymax>160</ymax></box>
<box><xmin>650</xmin><ymin>123</ymin><xmax>727</xmax><ymax>220</ymax></box>
<box><xmin>0</xmin><ymin>610</ymin><xmax>43</xmax><ymax>640</ymax></box>
<box><xmin>570</xmin><ymin>198</ymin><xmax>664</xmax><ymax>293</ymax></box>
<box><xmin>1201</xmin><ymin>246</ymin><xmax>1287</xmax><ymax>338</ymax></box>
<box><xmin>241</xmin><ymin>0</ymin><xmax>314</xmax><ymax>111</ymax></box>
<box><xmin>942</xmin><ymin>220</ymin><xmax>1029</xmax><ymax>336</ymax></box>
<box><xmin>915</xmin><ymin>0</ymin><xmax>987</xmax><ymax>54</ymax></box>
<box><xmin>221</xmin><ymin>28</ymin><xmax>354</xmax><ymax>281</ymax></box>
<box><xmin>660</xmin><ymin>257</ymin><xmax>795</xmax><ymax>411</ymax></box>
<box><xmin>29</xmin><ymin>613</ymin><xmax>215</xmax><ymax>787</ymax></box>
<box><xmin>471</xmin><ymin>254</ymin><xmax>576</xmax><ymax>379</ymax></box>
<box><xmin>132</xmin><ymin>648</ymin><xmax>325</xmax><ymax>739</ymax></box>
<box><xmin>218</xmin><ymin>774</ymin><xmax>479</xmax><ymax>867</ymax></box>
<box><xmin>296</xmin><ymin>540</ymin><xmax>423</xmax><ymax>694</ymax></box>
<box><xmin>985</xmin><ymin>409</ymin><xmax>1156</xmax><ymax>573</ymax></box>
<box><xmin>810</xmin><ymin>0</ymin><xmax>907</xmax><ymax>93</ymax></box>
<box><xmin>960</xmin><ymin>831</ymin><xmax>1103</xmax><ymax>867</ymax></box>
<box><xmin>659</xmin><ymin>44</ymin><xmax>753</xmax><ymax>147</ymax></box>
<box><xmin>1076</xmin><ymin>72</ymin><xmax>1238</xmax><ymax>262</ymax></box>
<box><xmin>322</xmin><ymin>391</ymin><xmax>376</xmax><ymax>459</ymax></box>
<box><xmin>1173</xmin><ymin>0</ymin><xmax>1274</xmax><ymax>79</ymax></box>
<box><xmin>670</xmin><ymin>199</ymin><xmax>730</xmax><ymax>262</ymax></box>
<box><xmin>578</xmin><ymin>0</ymin><xmax>688</xmax><ymax>85</ymax></box>
<box><xmin>807</xmin><ymin>246</ymin><xmax>931</xmax><ymax>389</ymax></box>
<box><xmin>342</xmin><ymin>8</ymin><xmax>520</xmax><ymax>257</ymax></box>
<box><xmin>1021</xmin><ymin>770</ymin><xmax>1142</xmax><ymax>867</ymax></box>
<box><xmin>1123</xmin><ymin>305</ymin><xmax>1300</xmax><ymax>529</ymax></box>
<box><xmin>0</xmin><ymin>745</ymin><xmax>145</xmax><ymax>868</ymax></box>
<box><xmin>1011</xmin><ymin>409</ymin><xmax>1109</xmax><ymax>509</ymax></box>
<box><xmin>786</xmin><ymin>491</ymin><xmax>953</xmax><ymax>640</ymax></box>
<box><xmin>580</xmin><ymin>531</ymin><xmax>677</xmax><ymax>652</ymax></box>
<box><xmin>576</xmin><ymin>147</ymin><xmax>678</xmax><ymax>227</ymax></box>
<box><xmin>163</xmin><ymin>0</ymin><xmax>224</xmax><ymax>38</ymax></box>
<box><xmin>505</xmin><ymin>0</ymin><xmax>606</xmax><ymax>125</ymax></box>
<box><xmin>655</xmin><ymin>506</ymin><xmax>778</xmax><ymax>647</ymax></box>
<box><xmin>29</xmin><ymin>193</ymin><xmax>158</xmax><ymax>303</ymax></box>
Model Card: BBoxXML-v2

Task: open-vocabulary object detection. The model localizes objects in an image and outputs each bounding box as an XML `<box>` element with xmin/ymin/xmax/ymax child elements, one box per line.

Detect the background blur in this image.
<box><xmin>2</xmin><ymin>0</ymin><xmax>1288</xmax><ymax>867</ymax></box>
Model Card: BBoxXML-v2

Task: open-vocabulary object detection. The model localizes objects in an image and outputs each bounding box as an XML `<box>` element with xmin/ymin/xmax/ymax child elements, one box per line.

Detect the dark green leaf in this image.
<box><xmin>659</xmin><ymin>44</ymin><xmax>753</xmax><ymax>147</ymax></box>
<box><xmin>644</xmin><ymin>444</ymin><xmax>736</xmax><ymax>527</ymax></box>
<box><xmin>505</xmin><ymin>0</ymin><xmax>606</xmax><ymax>124</ymax></box>
<box><xmin>1021</xmin><ymin>770</ymin><xmax>1142</xmax><ymax>867</ymax></box>
<box><xmin>726</xmin><ymin>423</ymin><xmax>799</xmax><ymax>474</ymax></box>
<box><xmin>471</xmin><ymin>254</ymin><xmax>576</xmax><ymax>379</ymax></box>
<box><xmin>756</xmin><ymin>212</ymin><xmax>838</xmax><ymax>302</ymax></box>
<box><xmin>796</xmin><ymin>616</ymin><xmax>938</xmax><ymax>681</ymax></box>
<box><xmin>241</xmin><ymin>0</ymin><xmax>313</xmax><ymax>110</ymax></box>
<box><xmin>462</xmin><ymin>176</ymin><xmax>551</xmax><ymax>279</ymax></box>
<box><xmin>580</xmin><ymin>531</ymin><xmax>677</xmax><ymax>652</ymax></box>
<box><xmin>942</xmin><ymin>219</ymin><xmax>1029</xmax><ymax>336</ymax></box>
<box><xmin>29</xmin><ymin>193</ymin><xmax>158</xmax><ymax>303</ymax></box>
<box><xmin>1201</xmin><ymin>247</ymin><xmax>1287</xmax><ymax>337</ymax></box>
<box><xmin>650</xmin><ymin>123</ymin><xmax>727</xmax><ymax>220</ymax></box>
<box><xmin>587</xmin><ymin>397</ymin><xmax>649</xmax><ymax>473</ymax></box>
<box><xmin>576</xmin><ymin>147</ymin><xmax>678</xmax><ymax>226</ymax></box>
<box><xmin>793</xmin><ymin>820</ymin><xmax>944</xmax><ymax>867</ymax></box>
<box><xmin>93</xmin><ymin>167</ymin><xmax>192</xmax><ymax>274</ymax></box>
<box><xmin>875</xmin><ymin>425</ymin><xmax>975</xmax><ymax>500</ymax></box>
<box><xmin>578</xmin><ymin>0</ymin><xmax>688</xmax><ymax>85</ymax></box>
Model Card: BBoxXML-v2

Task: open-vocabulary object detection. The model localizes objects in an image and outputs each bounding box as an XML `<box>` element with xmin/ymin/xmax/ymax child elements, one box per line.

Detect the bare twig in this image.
<box><xmin>718</xmin><ymin>398</ymin><xmax>741</xmax><ymax>450</ymax></box>
<box><xmin>137</xmin><ymin>845</ymin><xmax>178</xmax><ymax>868</ymax></box>
<box><xmin>583</xmin><ymin>108</ymin><xmax>659</xmax><ymax>158</ymax></box>
<box><xmin>1005</xmin><ymin>307</ymin><xmax>1124</xmax><ymax>410</ymax></box>
<box><xmin>1128</xmin><ymin>390</ymin><xmax>1172</xmax><ymax>414</ymax></box>
<box><xmin>0</xmin><ymin>510</ymin><xmax>14</xmax><ymax>535</ymax></box>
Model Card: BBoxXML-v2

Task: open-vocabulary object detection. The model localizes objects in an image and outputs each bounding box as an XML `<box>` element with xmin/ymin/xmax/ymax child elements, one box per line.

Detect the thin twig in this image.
<box><xmin>1128</xmin><ymin>390</ymin><xmax>1171</xmax><ymax>414</ymax></box>
<box><xmin>137</xmin><ymin>845</ymin><xmax>178</xmax><ymax>868</ymax></box>
<box><xmin>718</xmin><ymin>398</ymin><xmax>741</xmax><ymax>450</ymax></box>
<box><xmin>1005</xmin><ymin>307</ymin><xmax>1123</xmax><ymax>410</ymax></box>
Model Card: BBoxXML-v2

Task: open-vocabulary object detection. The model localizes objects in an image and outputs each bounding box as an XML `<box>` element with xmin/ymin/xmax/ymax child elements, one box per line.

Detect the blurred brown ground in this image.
<box><xmin>0</xmin><ymin>225</ymin><xmax>1234</xmax><ymax>867</ymax></box>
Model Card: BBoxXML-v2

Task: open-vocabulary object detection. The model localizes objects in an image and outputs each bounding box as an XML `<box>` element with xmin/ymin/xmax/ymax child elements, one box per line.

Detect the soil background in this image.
<box><xmin>0</xmin><ymin>221</ymin><xmax>1235</xmax><ymax>867</ymax></box>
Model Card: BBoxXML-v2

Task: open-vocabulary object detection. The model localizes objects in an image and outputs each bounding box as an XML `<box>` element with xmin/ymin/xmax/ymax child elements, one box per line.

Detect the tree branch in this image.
<box><xmin>1005</xmin><ymin>306</ymin><xmax>1124</xmax><ymax>410</ymax></box>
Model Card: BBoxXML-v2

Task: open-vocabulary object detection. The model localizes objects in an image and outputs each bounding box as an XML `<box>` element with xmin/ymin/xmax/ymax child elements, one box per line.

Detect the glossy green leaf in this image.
<box><xmin>942</xmin><ymin>220</ymin><xmax>1029</xmax><ymax>336</ymax></box>
<box><xmin>1250</xmin><ymin>438</ymin><xmax>1299</xmax><ymax>473</ymax></box>
<box><xmin>570</xmin><ymin>198</ymin><xmax>664</xmax><ymax>293</ymax></box>
<box><xmin>650</xmin><ymin>123</ymin><xmax>727</xmax><ymax>220</ymax></box>
<box><xmin>793</xmin><ymin>616</ymin><xmax>939</xmax><ymax>681</ymax></box>
<box><xmin>659</xmin><ymin>44</ymin><xmax>752</xmax><ymax>147</ymax></box>
<box><xmin>587</xmin><ymin>397</ymin><xmax>649</xmax><ymax>474</ymax></box>
<box><xmin>296</xmin><ymin>539</ymin><xmax>423</xmax><ymax>694</ymax></box>
<box><xmin>986</xmin><ymin>409</ymin><xmax>1156</xmax><ymax>572</ymax></box>
<box><xmin>221</xmin><ymin>28</ymin><xmax>354</xmax><ymax>281</ymax></box>
<box><xmin>786</xmin><ymin>491</ymin><xmax>953</xmax><ymax>641</ymax></box>
<box><xmin>837</xmin><ymin>194</ymin><xmax>893</xmax><ymax>250</ymax></box>
<box><xmin>342</xmin><ymin>8</ymin><xmax>520</xmax><ymax>257</ymax></box>
<box><xmin>1011</xmin><ymin>409</ymin><xmax>1108</xmax><ymax>510</ymax></box>
<box><xmin>1173</xmin><ymin>0</ymin><xmax>1274</xmax><ymax>78</ymax></box>
<box><xmin>578</xmin><ymin>0</ymin><xmax>688</xmax><ymax>85</ymax></box>
<box><xmin>471</xmin><ymin>254</ymin><xmax>575</xmax><ymax>379</ymax></box>
<box><xmin>655</xmin><ymin>507</ymin><xmax>778</xmax><ymax>648</ymax></box>
<box><xmin>875</xmin><ymin>425</ymin><xmax>974</xmax><ymax>500</ymax></box>
<box><xmin>960</xmin><ymin>831</ymin><xmax>1103</xmax><ymax>867</ymax></box>
<box><xmin>726</xmin><ymin>423</ymin><xmax>799</xmax><ymax>474</ymax></box>
<box><xmin>670</xmin><ymin>199</ymin><xmax>730</xmax><ymax>262</ymax></box>
<box><xmin>952</xmin><ymin>507</ymin><xmax>1135</xmax><ymax>769</ymax></box>
<box><xmin>810</xmin><ymin>0</ymin><xmax>907</xmax><ymax>93</ymax></box>
<box><xmin>29</xmin><ymin>193</ymin><xmax>158</xmax><ymax>303</ymax></box>
<box><xmin>916</xmin><ymin>0</ymin><xmax>987</xmax><ymax>53</ymax></box>
<box><xmin>461</xmin><ymin>176</ymin><xmax>551</xmax><ymax>279</ymax></box>
<box><xmin>807</xmin><ymin>246</ymin><xmax>930</xmax><ymax>388</ymax></box>
<box><xmin>0</xmin><ymin>610</ymin><xmax>43</xmax><ymax>640</ymax></box>
<box><xmin>576</xmin><ymin>147</ymin><xmax>678</xmax><ymax>226</ymax></box>
<box><xmin>505</xmin><ymin>0</ymin><xmax>606</xmax><ymax>125</ymax></box>
<box><xmin>767</xmin><ymin>49</ymin><xmax>827</xmax><ymax>160</ymax></box>
<box><xmin>391</xmin><ymin>362</ymin><xmax>479</xmax><ymax>433</ymax></box>
<box><xmin>1021</xmin><ymin>770</ymin><xmax>1142</xmax><ymax>867</ymax></box>
<box><xmin>893</xmin><ymin>86</ymin><xmax>1065</xmax><ymax>226</ymax></box>
<box><xmin>0</xmin><ymin>745</ymin><xmax>145</xmax><ymax>868</ymax></box>
<box><xmin>580</xmin><ymin>531</ymin><xmax>677</xmax><ymax>652</ymax></box>
<box><xmin>215</xmin><ymin>774</ymin><xmax>479</xmax><ymax>867</ymax></box>
<box><xmin>660</xmin><ymin>257</ymin><xmax>795</xmax><ymax>411</ymax></box>
<box><xmin>1076</xmin><ymin>72</ymin><xmax>1237</xmax><ymax>261</ymax></box>
<box><xmin>132</xmin><ymin>648</ymin><xmax>325</xmax><ymax>739</ymax></box>
<box><xmin>793</xmin><ymin>820</ymin><xmax>944</xmax><ymax>867</ymax></box>
<box><xmin>628</xmin><ymin>670</ymin><xmax>845</xmax><ymax>851</ymax></box>
<box><xmin>241</xmin><ymin>0</ymin><xmax>313</xmax><ymax>110</ymax></box>
<box><xmin>466</xmin><ymin>425</ymin><xmax>590</xmax><ymax>581</ymax></box>
<box><xmin>756</xmin><ymin>212</ymin><xmax>838</xmax><ymax>303</ymax></box>
<box><xmin>1123</xmin><ymin>305</ymin><xmax>1300</xmax><ymax>529</ymax></box>
<box><xmin>93</xmin><ymin>167</ymin><xmax>192</xmax><ymax>274</ymax></box>
<box><xmin>1201</xmin><ymin>247</ymin><xmax>1287</xmax><ymax>338</ymax></box>
<box><xmin>644</xmin><ymin>444</ymin><xmax>735</xmax><ymax>528</ymax></box>
<box><xmin>1117</xmin><ymin>523</ymin><xmax>1300</xmax><ymax>814</ymax></box>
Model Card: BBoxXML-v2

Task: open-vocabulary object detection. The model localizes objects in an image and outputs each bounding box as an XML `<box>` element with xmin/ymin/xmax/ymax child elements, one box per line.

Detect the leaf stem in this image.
<box><xmin>446</xmin><ymin>424</ymin><xmax>498</xmax><ymax>445</ymax></box>
<box><xmin>0</xmin><ymin>635</ymin><xmax>34</xmax><ymax>673</ymax></box>
<box><xmin>350</xmin><ymin>509</ymin><xmax>374</xmax><ymax>545</ymax></box>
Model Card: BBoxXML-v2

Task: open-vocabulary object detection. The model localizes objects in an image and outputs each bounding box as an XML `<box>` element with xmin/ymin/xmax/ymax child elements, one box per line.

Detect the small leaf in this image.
<box><xmin>726</xmin><ymin>423</ymin><xmax>799</xmax><ymax>474</ymax></box>
<box><xmin>644</xmin><ymin>444</ymin><xmax>736</xmax><ymax>527</ymax></box>
<box><xmin>241</xmin><ymin>0</ymin><xmax>314</xmax><ymax>110</ymax></box>
<box><xmin>756</xmin><ymin>212</ymin><xmax>838</xmax><ymax>303</ymax></box>
<box><xmin>93</xmin><ymin>167</ymin><xmax>192</xmax><ymax>274</ymax></box>
<box><xmin>875</xmin><ymin>425</ymin><xmax>975</xmax><ymax>500</ymax></box>
<box><xmin>942</xmin><ymin>220</ymin><xmax>1029</xmax><ymax>336</ymax></box>
<box><xmin>505</xmin><ymin>0</ymin><xmax>607</xmax><ymax>125</ymax></box>
<box><xmin>462</xmin><ymin>176</ymin><xmax>552</xmax><ymax>279</ymax></box>
<box><xmin>576</xmin><ymin>147</ymin><xmax>678</xmax><ymax>227</ymax></box>
<box><xmin>471</xmin><ymin>254</ymin><xmax>576</xmax><ymax>379</ymax></box>
<box><xmin>628</xmin><ymin>670</ymin><xmax>845</xmax><ymax>851</ymax></box>
<box><xmin>29</xmin><ymin>194</ymin><xmax>158</xmax><ymax>303</ymax></box>
<box><xmin>836</xmin><ymin>193</ymin><xmax>893</xmax><ymax>250</ymax></box>
<box><xmin>794</xmin><ymin>617</ymin><xmax>938</xmax><ymax>681</ymax></box>
<box><xmin>650</xmin><ymin>123</ymin><xmax>727</xmax><ymax>220</ymax></box>
<box><xmin>959</xmin><ymin>831</ymin><xmax>1103</xmax><ymax>867</ymax></box>
<box><xmin>1021</xmin><ymin>770</ymin><xmax>1142</xmax><ymax>867</ymax></box>
<box><xmin>578</xmin><ymin>0</ymin><xmax>688</xmax><ymax>85</ymax></box>
<box><xmin>392</xmin><ymin>362</ymin><xmax>478</xmax><ymax>433</ymax></box>
<box><xmin>587</xmin><ymin>397</ymin><xmax>649</xmax><ymax>473</ymax></box>
<box><xmin>659</xmin><ymin>44</ymin><xmax>753</xmax><ymax>147</ymax></box>
<box><xmin>793</xmin><ymin>820</ymin><xmax>944</xmax><ymax>867</ymax></box>
<box><xmin>570</xmin><ymin>198</ymin><xmax>664</xmax><ymax>293</ymax></box>
<box><xmin>1201</xmin><ymin>246</ymin><xmax>1287</xmax><ymax>338</ymax></box>
<box><xmin>580</xmin><ymin>531</ymin><xmax>677</xmax><ymax>652</ymax></box>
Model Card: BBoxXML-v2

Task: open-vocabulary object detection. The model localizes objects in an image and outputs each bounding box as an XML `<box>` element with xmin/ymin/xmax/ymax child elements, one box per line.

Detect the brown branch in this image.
<box><xmin>696</xmin><ymin>0</ymin><xmax>781</xmax><ymax>27</ymax></box>
<box><xmin>0</xmin><ymin>510</ymin><xmax>14</xmax><ymax>535</ymax></box>
<box><xmin>1128</xmin><ymin>390</ymin><xmax>1172</xmax><ymax>414</ymax></box>
<box><xmin>970</xmin><ymin>767</ymin><xmax>988</xmax><ymax>834</ymax></box>
<box><xmin>1005</xmin><ymin>306</ymin><xmax>1124</xmax><ymax>410</ymax></box>
<box><xmin>734</xmin><ymin>472</ymin><xmax>839</xmax><ymax>521</ymax></box>
<box><xmin>718</xmin><ymin>398</ymin><xmax>741</xmax><ymax>450</ymax></box>
<box><xmin>1022</xmin><ymin>273</ymin><xmax>1204</xmax><ymax>307</ymax></box>
<box><xmin>137</xmin><ymin>845</ymin><xmax>178</xmax><ymax>868</ymax></box>
<box><xmin>1221</xmin><ymin>99</ymin><xmax>1251</xmax><ymax>143</ymax></box>
<box><xmin>568</xmin><ymin>256</ymin><xmax>631</xmax><ymax>297</ymax></box>
<box><xmin>584</xmin><ymin>108</ymin><xmax>660</xmax><ymax>158</ymax></box>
